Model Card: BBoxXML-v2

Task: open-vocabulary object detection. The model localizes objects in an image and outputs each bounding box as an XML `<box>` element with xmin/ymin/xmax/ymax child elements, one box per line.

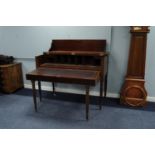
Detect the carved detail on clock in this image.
<box><xmin>132</xmin><ymin>26</ymin><xmax>142</xmax><ymax>31</ymax></box>
<box><xmin>121</xmin><ymin>79</ymin><xmax>147</xmax><ymax>106</ymax></box>
<box><xmin>130</xmin><ymin>26</ymin><xmax>149</xmax><ymax>33</ymax></box>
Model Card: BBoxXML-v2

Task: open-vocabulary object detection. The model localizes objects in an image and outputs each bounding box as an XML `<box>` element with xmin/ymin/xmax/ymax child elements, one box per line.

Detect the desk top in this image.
<box><xmin>26</xmin><ymin>67</ymin><xmax>100</xmax><ymax>85</ymax></box>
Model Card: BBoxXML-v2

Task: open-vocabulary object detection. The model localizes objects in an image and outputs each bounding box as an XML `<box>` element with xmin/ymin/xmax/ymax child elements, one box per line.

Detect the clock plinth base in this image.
<box><xmin>120</xmin><ymin>78</ymin><xmax>147</xmax><ymax>107</ymax></box>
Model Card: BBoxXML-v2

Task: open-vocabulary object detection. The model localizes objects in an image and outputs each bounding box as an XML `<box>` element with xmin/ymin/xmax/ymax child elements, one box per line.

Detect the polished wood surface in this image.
<box><xmin>26</xmin><ymin>67</ymin><xmax>100</xmax><ymax>85</ymax></box>
<box><xmin>121</xmin><ymin>26</ymin><xmax>150</xmax><ymax>106</ymax></box>
<box><xmin>0</xmin><ymin>63</ymin><xmax>23</xmax><ymax>93</ymax></box>
<box><xmin>49</xmin><ymin>40</ymin><xmax>106</xmax><ymax>51</ymax></box>
<box><xmin>26</xmin><ymin>67</ymin><xmax>100</xmax><ymax>120</ymax></box>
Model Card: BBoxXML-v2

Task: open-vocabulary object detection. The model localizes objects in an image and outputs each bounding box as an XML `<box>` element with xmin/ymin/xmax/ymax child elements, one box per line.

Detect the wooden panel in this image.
<box><xmin>49</xmin><ymin>40</ymin><xmax>106</xmax><ymax>51</ymax></box>
<box><xmin>0</xmin><ymin>63</ymin><xmax>23</xmax><ymax>93</ymax></box>
<box><xmin>40</xmin><ymin>63</ymin><xmax>102</xmax><ymax>71</ymax></box>
<box><xmin>127</xmin><ymin>34</ymin><xmax>147</xmax><ymax>78</ymax></box>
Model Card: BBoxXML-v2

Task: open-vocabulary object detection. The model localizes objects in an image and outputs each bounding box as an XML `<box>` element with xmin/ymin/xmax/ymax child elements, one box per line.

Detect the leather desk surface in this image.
<box><xmin>26</xmin><ymin>67</ymin><xmax>100</xmax><ymax>85</ymax></box>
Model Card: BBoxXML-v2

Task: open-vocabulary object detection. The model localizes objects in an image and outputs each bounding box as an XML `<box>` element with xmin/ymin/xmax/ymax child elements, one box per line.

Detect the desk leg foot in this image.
<box><xmin>32</xmin><ymin>80</ymin><xmax>37</xmax><ymax>112</ymax></box>
<box><xmin>85</xmin><ymin>85</ymin><xmax>90</xmax><ymax>120</ymax></box>
<box><xmin>52</xmin><ymin>82</ymin><xmax>56</xmax><ymax>95</ymax></box>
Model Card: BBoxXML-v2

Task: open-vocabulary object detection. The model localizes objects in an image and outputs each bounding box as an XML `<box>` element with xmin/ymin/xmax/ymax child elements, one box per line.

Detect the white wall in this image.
<box><xmin>146</xmin><ymin>27</ymin><xmax>155</xmax><ymax>97</ymax></box>
<box><xmin>108</xmin><ymin>26</ymin><xmax>130</xmax><ymax>94</ymax></box>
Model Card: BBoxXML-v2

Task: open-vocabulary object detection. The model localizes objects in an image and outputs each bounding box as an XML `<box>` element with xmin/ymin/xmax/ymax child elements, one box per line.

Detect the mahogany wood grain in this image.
<box><xmin>0</xmin><ymin>63</ymin><xmax>23</xmax><ymax>93</ymax></box>
<box><xmin>49</xmin><ymin>40</ymin><xmax>106</xmax><ymax>51</ymax></box>
<box><xmin>26</xmin><ymin>67</ymin><xmax>100</xmax><ymax>85</ymax></box>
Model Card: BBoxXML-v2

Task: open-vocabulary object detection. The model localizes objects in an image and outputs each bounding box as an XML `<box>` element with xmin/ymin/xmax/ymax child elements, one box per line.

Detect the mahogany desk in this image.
<box><xmin>26</xmin><ymin>67</ymin><xmax>101</xmax><ymax>120</ymax></box>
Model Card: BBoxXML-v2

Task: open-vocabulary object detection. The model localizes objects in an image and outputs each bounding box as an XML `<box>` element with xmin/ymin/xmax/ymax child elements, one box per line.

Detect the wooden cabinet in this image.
<box><xmin>120</xmin><ymin>26</ymin><xmax>150</xmax><ymax>106</ymax></box>
<box><xmin>0</xmin><ymin>63</ymin><xmax>23</xmax><ymax>93</ymax></box>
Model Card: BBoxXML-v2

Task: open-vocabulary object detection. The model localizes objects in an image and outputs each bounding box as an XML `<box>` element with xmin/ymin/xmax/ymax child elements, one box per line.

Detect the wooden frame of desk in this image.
<box><xmin>26</xmin><ymin>67</ymin><xmax>101</xmax><ymax>120</ymax></box>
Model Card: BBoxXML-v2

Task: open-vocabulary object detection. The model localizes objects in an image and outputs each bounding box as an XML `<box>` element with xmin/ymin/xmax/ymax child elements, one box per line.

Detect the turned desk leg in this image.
<box><xmin>104</xmin><ymin>74</ymin><xmax>108</xmax><ymax>97</ymax></box>
<box><xmin>31</xmin><ymin>80</ymin><xmax>37</xmax><ymax>112</ymax></box>
<box><xmin>85</xmin><ymin>85</ymin><xmax>90</xmax><ymax>120</ymax></box>
<box><xmin>38</xmin><ymin>81</ymin><xmax>42</xmax><ymax>101</ymax></box>
<box><xmin>104</xmin><ymin>55</ymin><xmax>109</xmax><ymax>98</ymax></box>
<box><xmin>99</xmin><ymin>74</ymin><xmax>103</xmax><ymax>110</ymax></box>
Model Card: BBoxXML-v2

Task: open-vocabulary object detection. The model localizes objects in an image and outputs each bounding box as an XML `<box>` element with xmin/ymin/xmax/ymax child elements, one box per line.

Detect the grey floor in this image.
<box><xmin>0</xmin><ymin>88</ymin><xmax>155</xmax><ymax>129</ymax></box>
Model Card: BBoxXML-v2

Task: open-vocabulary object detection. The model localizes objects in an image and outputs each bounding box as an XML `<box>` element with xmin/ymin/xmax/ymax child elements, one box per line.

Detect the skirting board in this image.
<box><xmin>24</xmin><ymin>84</ymin><xmax>155</xmax><ymax>102</ymax></box>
